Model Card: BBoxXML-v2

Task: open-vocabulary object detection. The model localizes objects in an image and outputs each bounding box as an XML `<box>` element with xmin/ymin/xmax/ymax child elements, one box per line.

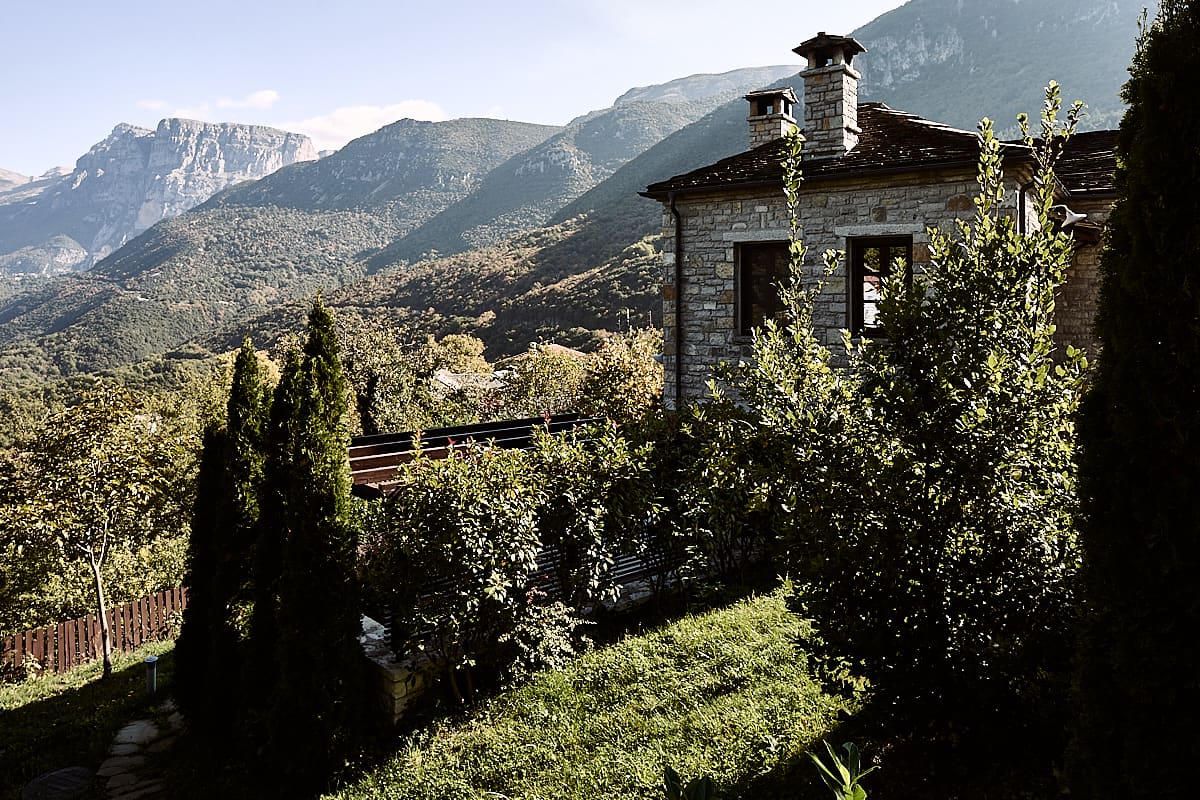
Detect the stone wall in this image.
<box><xmin>360</xmin><ymin>616</ymin><xmax>434</xmax><ymax>725</ymax></box>
<box><xmin>657</xmin><ymin>166</ymin><xmax>1109</xmax><ymax>406</ymax></box>
<box><xmin>1053</xmin><ymin>196</ymin><xmax>1112</xmax><ymax>356</ymax></box>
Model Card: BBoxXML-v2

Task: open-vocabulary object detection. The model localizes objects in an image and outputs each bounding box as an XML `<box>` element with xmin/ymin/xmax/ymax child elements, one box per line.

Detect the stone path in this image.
<box><xmin>20</xmin><ymin>698</ymin><xmax>184</xmax><ymax>800</ymax></box>
<box><xmin>93</xmin><ymin>699</ymin><xmax>185</xmax><ymax>800</ymax></box>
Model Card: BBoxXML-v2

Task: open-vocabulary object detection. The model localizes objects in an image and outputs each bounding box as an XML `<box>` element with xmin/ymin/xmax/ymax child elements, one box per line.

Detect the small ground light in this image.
<box><xmin>144</xmin><ymin>655</ymin><xmax>158</xmax><ymax>695</ymax></box>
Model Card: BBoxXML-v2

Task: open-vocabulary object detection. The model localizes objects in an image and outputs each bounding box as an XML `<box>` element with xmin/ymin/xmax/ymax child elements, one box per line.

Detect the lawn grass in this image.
<box><xmin>325</xmin><ymin>586</ymin><xmax>855</xmax><ymax>800</ymax></box>
<box><xmin>0</xmin><ymin>639</ymin><xmax>176</xmax><ymax>800</ymax></box>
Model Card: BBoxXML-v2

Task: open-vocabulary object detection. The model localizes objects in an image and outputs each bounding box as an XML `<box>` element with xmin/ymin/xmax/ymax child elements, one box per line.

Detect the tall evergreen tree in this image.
<box><xmin>1071</xmin><ymin>2</ymin><xmax>1200</xmax><ymax>796</ymax></box>
<box><xmin>177</xmin><ymin>339</ymin><xmax>269</xmax><ymax>734</ymax></box>
<box><xmin>241</xmin><ymin>345</ymin><xmax>303</xmax><ymax>753</ymax></box>
<box><xmin>266</xmin><ymin>297</ymin><xmax>363</xmax><ymax>790</ymax></box>
<box><xmin>174</xmin><ymin>422</ymin><xmax>227</xmax><ymax>721</ymax></box>
<box><xmin>207</xmin><ymin>341</ymin><xmax>268</xmax><ymax>726</ymax></box>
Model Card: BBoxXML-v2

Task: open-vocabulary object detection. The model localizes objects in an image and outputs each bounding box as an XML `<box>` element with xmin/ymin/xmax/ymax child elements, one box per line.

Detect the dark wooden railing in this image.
<box><xmin>350</xmin><ymin>414</ymin><xmax>603</xmax><ymax>498</ymax></box>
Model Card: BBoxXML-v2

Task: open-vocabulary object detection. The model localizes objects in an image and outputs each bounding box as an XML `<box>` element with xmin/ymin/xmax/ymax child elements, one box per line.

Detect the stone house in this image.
<box><xmin>641</xmin><ymin>32</ymin><xmax>1117</xmax><ymax>408</ymax></box>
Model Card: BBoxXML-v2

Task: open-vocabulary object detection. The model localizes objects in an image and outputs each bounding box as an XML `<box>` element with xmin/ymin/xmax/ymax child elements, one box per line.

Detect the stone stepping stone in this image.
<box><xmin>108</xmin><ymin>780</ymin><xmax>166</xmax><ymax>800</ymax></box>
<box><xmin>105</xmin><ymin>773</ymin><xmax>139</xmax><ymax>790</ymax></box>
<box><xmin>20</xmin><ymin>766</ymin><xmax>93</xmax><ymax>800</ymax></box>
<box><xmin>113</xmin><ymin>720</ymin><xmax>159</xmax><ymax>746</ymax></box>
<box><xmin>96</xmin><ymin>755</ymin><xmax>145</xmax><ymax>778</ymax></box>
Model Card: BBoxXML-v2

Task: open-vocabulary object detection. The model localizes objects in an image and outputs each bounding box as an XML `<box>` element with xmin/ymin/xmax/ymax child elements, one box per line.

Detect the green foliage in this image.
<box><xmin>718</xmin><ymin>91</ymin><xmax>1087</xmax><ymax>738</ymax></box>
<box><xmin>526</xmin><ymin>425</ymin><xmax>653</xmax><ymax>609</ymax></box>
<box><xmin>497</xmin><ymin>343</ymin><xmax>588</xmax><ymax>417</ymax></box>
<box><xmin>496</xmin><ymin>597</ymin><xmax>593</xmax><ymax>686</ymax></box>
<box><xmin>175</xmin><ymin>338</ymin><xmax>270</xmax><ymax>733</ymax></box>
<box><xmin>1071</xmin><ymin>3</ymin><xmax>1200</xmax><ymax>796</ymax></box>
<box><xmin>807</xmin><ymin>742</ymin><xmax>876</xmax><ymax>800</ymax></box>
<box><xmin>369</xmin><ymin>445</ymin><xmax>542</xmax><ymax>699</ymax></box>
<box><xmin>676</xmin><ymin>405</ymin><xmax>778</xmax><ymax>582</ymax></box>
<box><xmin>337</xmin><ymin>312</ymin><xmax>489</xmax><ymax>434</ymax></box>
<box><xmin>265</xmin><ymin>296</ymin><xmax>364</xmax><ymax>789</ymax></box>
<box><xmin>0</xmin><ymin>385</ymin><xmax>194</xmax><ymax>675</ymax></box>
<box><xmin>579</xmin><ymin>327</ymin><xmax>664</xmax><ymax>423</ymax></box>
<box><xmin>173</xmin><ymin>423</ymin><xmax>227</xmax><ymax>722</ymax></box>
<box><xmin>360</xmin><ymin>413</ymin><xmax>686</xmax><ymax>700</ymax></box>
<box><xmin>324</xmin><ymin>589</ymin><xmax>854</xmax><ymax>800</ymax></box>
<box><xmin>243</xmin><ymin>347</ymin><xmax>302</xmax><ymax>732</ymax></box>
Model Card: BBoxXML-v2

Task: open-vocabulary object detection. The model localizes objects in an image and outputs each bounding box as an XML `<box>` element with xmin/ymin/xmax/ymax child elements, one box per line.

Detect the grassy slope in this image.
<box><xmin>0</xmin><ymin>640</ymin><xmax>176</xmax><ymax>800</ymax></box>
<box><xmin>326</xmin><ymin>588</ymin><xmax>854</xmax><ymax>800</ymax></box>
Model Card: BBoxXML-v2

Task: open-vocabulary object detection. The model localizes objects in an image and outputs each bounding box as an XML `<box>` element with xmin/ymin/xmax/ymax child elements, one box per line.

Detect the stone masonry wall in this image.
<box><xmin>658</xmin><ymin>167</ymin><xmax>1098</xmax><ymax>406</ymax></box>
<box><xmin>801</xmin><ymin>64</ymin><xmax>861</xmax><ymax>157</ymax></box>
<box><xmin>1053</xmin><ymin>196</ymin><xmax>1111</xmax><ymax>356</ymax></box>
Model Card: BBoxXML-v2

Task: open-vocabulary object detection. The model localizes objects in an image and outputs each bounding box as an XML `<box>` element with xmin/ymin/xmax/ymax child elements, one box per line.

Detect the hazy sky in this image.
<box><xmin>3</xmin><ymin>0</ymin><xmax>907</xmax><ymax>176</ymax></box>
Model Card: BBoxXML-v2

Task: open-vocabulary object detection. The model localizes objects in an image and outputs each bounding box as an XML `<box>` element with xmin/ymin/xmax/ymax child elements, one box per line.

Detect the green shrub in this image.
<box><xmin>372</xmin><ymin>445</ymin><xmax>542</xmax><ymax>700</ymax></box>
<box><xmin>719</xmin><ymin>93</ymin><xmax>1086</xmax><ymax>736</ymax></box>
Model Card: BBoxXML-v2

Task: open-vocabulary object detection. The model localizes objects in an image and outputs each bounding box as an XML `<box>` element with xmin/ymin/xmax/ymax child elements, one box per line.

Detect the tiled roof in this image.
<box><xmin>642</xmin><ymin>102</ymin><xmax>1116</xmax><ymax>199</ymax></box>
<box><xmin>643</xmin><ymin>103</ymin><xmax>1005</xmax><ymax>197</ymax></box>
<box><xmin>1053</xmin><ymin>129</ymin><xmax>1118</xmax><ymax>197</ymax></box>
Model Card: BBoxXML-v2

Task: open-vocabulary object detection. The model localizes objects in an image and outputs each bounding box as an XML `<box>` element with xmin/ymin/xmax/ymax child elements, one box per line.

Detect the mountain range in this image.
<box><xmin>0</xmin><ymin>0</ymin><xmax>1144</xmax><ymax>385</ymax></box>
<box><xmin>0</xmin><ymin>120</ymin><xmax>316</xmax><ymax>275</ymax></box>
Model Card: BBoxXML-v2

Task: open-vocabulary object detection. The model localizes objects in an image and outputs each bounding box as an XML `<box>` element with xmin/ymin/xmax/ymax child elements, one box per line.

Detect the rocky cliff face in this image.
<box><xmin>0</xmin><ymin>120</ymin><xmax>316</xmax><ymax>273</ymax></box>
<box><xmin>852</xmin><ymin>0</ymin><xmax>1141</xmax><ymax>133</ymax></box>
<box><xmin>0</xmin><ymin>168</ymin><xmax>32</xmax><ymax>193</ymax></box>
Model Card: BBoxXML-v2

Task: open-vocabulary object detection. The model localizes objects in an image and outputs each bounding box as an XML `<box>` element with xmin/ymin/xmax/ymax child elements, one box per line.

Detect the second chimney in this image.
<box><xmin>793</xmin><ymin>32</ymin><xmax>866</xmax><ymax>159</ymax></box>
<box><xmin>745</xmin><ymin>87</ymin><xmax>798</xmax><ymax>149</ymax></box>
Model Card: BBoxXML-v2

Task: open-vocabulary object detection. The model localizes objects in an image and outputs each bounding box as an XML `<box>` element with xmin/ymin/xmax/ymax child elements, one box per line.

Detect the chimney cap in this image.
<box><xmin>744</xmin><ymin>86</ymin><xmax>798</xmax><ymax>104</ymax></box>
<box><xmin>793</xmin><ymin>32</ymin><xmax>866</xmax><ymax>66</ymax></box>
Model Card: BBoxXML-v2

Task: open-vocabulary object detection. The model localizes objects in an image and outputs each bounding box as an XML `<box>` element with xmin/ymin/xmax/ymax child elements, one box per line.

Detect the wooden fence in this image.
<box><xmin>1</xmin><ymin>587</ymin><xmax>188</xmax><ymax>676</ymax></box>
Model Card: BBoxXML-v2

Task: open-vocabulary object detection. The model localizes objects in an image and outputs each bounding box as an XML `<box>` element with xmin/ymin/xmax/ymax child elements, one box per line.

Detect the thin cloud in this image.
<box><xmin>218</xmin><ymin>89</ymin><xmax>280</xmax><ymax>110</ymax></box>
<box><xmin>279</xmin><ymin>101</ymin><xmax>448</xmax><ymax>153</ymax></box>
<box><xmin>137</xmin><ymin>99</ymin><xmax>169</xmax><ymax>111</ymax></box>
<box><xmin>168</xmin><ymin>89</ymin><xmax>281</xmax><ymax>121</ymax></box>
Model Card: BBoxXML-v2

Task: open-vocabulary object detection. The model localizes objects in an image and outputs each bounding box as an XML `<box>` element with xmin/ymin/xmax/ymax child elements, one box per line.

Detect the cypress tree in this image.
<box><xmin>1071</xmin><ymin>3</ymin><xmax>1200</xmax><ymax>796</ymax></box>
<box><xmin>266</xmin><ymin>297</ymin><xmax>363</xmax><ymax>790</ymax></box>
<box><xmin>205</xmin><ymin>340</ymin><xmax>268</xmax><ymax>730</ymax></box>
<box><xmin>241</xmin><ymin>344</ymin><xmax>303</xmax><ymax>754</ymax></box>
<box><xmin>174</xmin><ymin>423</ymin><xmax>227</xmax><ymax>725</ymax></box>
<box><xmin>178</xmin><ymin>340</ymin><xmax>269</xmax><ymax>735</ymax></box>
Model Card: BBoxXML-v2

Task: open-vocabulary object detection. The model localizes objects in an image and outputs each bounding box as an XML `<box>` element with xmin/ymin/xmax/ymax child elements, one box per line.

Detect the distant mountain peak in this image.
<box><xmin>614</xmin><ymin>65</ymin><xmax>800</xmax><ymax>107</ymax></box>
<box><xmin>0</xmin><ymin>120</ymin><xmax>318</xmax><ymax>274</ymax></box>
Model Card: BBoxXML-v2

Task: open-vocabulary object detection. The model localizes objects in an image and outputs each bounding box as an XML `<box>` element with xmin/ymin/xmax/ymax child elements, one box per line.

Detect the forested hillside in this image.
<box><xmin>0</xmin><ymin>0</ymin><xmax>1143</xmax><ymax>385</ymax></box>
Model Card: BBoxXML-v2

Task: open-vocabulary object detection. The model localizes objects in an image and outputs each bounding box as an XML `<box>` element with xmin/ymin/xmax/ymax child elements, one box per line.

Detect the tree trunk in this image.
<box><xmin>89</xmin><ymin>554</ymin><xmax>113</xmax><ymax>678</ymax></box>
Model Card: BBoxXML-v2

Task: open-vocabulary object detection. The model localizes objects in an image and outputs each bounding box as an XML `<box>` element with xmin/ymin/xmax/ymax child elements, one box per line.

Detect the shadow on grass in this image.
<box><xmin>0</xmin><ymin>642</ymin><xmax>175</xmax><ymax>800</ymax></box>
<box><xmin>716</xmin><ymin>691</ymin><xmax>1069</xmax><ymax>800</ymax></box>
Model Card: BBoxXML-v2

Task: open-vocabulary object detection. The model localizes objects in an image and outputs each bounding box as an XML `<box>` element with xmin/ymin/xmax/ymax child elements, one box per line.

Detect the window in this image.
<box><xmin>849</xmin><ymin>236</ymin><xmax>912</xmax><ymax>336</ymax></box>
<box><xmin>737</xmin><ymin>242</ymin><xmax>791</xmax><ymax>336</ymax></box>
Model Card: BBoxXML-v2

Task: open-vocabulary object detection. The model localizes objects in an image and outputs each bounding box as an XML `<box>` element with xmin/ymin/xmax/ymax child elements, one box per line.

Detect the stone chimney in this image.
<box><xmin>793</xmin><ymin>32</ymin><xmax>866</xmax><ymax>159</ymax></box>
<box><xmin>745</xmin><ymin>87</ymin><xmax>798</xmax><ymax>149</ymax></box>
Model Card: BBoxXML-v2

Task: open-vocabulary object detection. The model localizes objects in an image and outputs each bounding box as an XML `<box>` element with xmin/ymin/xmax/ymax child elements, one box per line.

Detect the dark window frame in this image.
<box><xmin>848</xmin><ymin>235</ymin><xmax>913</xmax><ymax>337</ymax></box>
<box><xmin>735</xmin><ymin>241</ymin><xmax>792</xmax><ymax>337</ymax></box>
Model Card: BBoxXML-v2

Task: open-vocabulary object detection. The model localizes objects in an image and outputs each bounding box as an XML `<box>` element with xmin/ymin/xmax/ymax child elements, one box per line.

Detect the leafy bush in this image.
<box><xmin>496</xmin><ymin>594</ymin><xmax>593</xmax><ymax>685</ymax></box>
<box><xmin>526</xmin><ymin>424</ymin><xmax>653</xmax><ymax>609</ymax></box>
<box><xmin>496</xmin><ymin>343</ymin><xmax>588</xmax><ymax>417</ymax></box>
<box><xmin>579</xmin><ymin>327</ymin><xmax>664</xmax><ymax>423</ymax></box>
<box><xmin>718</xmin><ymin>92</ymin><xmax>1087</xmax><ymax>735</ymax></box>
<box><xmin>371</xmin><ymin>445</ymin><xmax>542</xmax><ymax>700</ymax></box>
